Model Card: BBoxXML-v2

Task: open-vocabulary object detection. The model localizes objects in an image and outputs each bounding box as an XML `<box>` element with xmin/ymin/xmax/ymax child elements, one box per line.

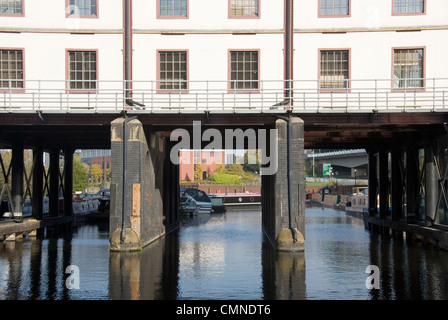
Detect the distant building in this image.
<box><xmin>81</xmin><ymin>149</ymin><xmax>111</xmax><ymax>184</ymax></box>
<box><xmin>179</xmin><ymin>150</ymin><xmax>225</xmax><ymax>182</ymax></box>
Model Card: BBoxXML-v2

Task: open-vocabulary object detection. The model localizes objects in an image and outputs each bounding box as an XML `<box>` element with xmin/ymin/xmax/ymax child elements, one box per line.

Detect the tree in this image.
<box><xmin>90</xmin><ymin>164</ymin><xmax>103</xmax><ymax>182</ymax></box>
<box><xmin>194</xmin><ymin>164</ymin><xmax>203</xmax><ymax>180</ymax></box>
<box><xmin>73</xmin><ymin>154</ymin><xmax>88</xmax><ymax>192</ymax></box>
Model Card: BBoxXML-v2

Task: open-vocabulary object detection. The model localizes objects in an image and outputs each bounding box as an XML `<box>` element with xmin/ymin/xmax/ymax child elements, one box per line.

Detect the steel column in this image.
<box><xmin>425</xmin><ymin>145</ymin><xmax>439</xmax><ymax>225</ymax></box>
<box><xmin>49</xmin><ymin>148</ymin><xmax>60</xmax><ymax>217</ymax></box>
<box><xmin>406</xmin><ymin>146</ymin><xmax>419</xmax><ymax>222</ymax></box>
<box><xmin>11</xmin><ymin>141</ymin><xmax>24</xmax><ymax>218</ymax></box>
<box><xmin>391</xmin><ymin>149</ymin><xmax>403</xmax><ymax>221</ymax></box>
<box><xmin>368</xmin><ymin>150</ymin><xmax>378</xmax><ymax>216</ymax></box>
<box><xmin>64</xmin><ymin>148</ymin><xmax>74</xmax><ymax>216</ymax></box>
<box><xmin>32</xmin><ymin>146</ymin><xmax>44</xmax><ymax>220</ymax></box>
<box><xmin>378</xmin><ymin>150</ymin><xmax>389</xmax><ymax>219</ymax></box>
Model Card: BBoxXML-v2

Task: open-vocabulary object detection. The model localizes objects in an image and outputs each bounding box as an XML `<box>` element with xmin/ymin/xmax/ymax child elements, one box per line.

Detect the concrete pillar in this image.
<box><xmin>64</xmin><ymin>148</ymin><xmax>74</xmax><ymax>216</ymax></box>
<box><xmin>32</xmin><ymin>146</ymin><xmax>44</xmax><ymax>220</ymax></box>
<box><xmin>425</xmin><ymin>145</ymin><xmax>439</xmax><ymax>225</ymax></box>
<box><xmin>109</xmin><ymin>117</ymin><xmax>177</xmax><ymax>251</ymax></box>
<box><xmin>267</xmin><ymin>117</ymin><xmax>305</xmax><ymax>252</ymax></box>
<box><xmin>11</xmin><ymin>141</ymin><xmax>24</xmax><ymax>218</ymax></box>
<box><xmin>49</xmin><ymin>148</ymin><xmax>60</xmax><ymax>217</ymax></box>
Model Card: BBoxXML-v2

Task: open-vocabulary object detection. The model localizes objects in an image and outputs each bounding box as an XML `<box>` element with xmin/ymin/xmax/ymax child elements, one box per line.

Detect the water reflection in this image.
<box><xmin>0</xmin><ymin>208</ymin><xmax>447</xmax><ymax>300</ymax></box>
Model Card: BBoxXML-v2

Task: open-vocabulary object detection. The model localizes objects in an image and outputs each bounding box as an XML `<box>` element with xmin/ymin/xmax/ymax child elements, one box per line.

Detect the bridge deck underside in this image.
<box><xmin>0</xmin><ymin>112</ymin><xmax>446</xmax><ymax>150</ymax></box>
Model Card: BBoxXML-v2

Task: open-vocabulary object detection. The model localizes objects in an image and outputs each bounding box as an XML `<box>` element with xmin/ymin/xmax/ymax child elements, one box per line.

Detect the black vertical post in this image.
<box><xmin>32</xmin><ymin>146</ymin><xmax>44</xmax><ymax>220</ymax></box>
<box><xmin>378</xmin><ymin>150</ymin><xmax>389</xmax><ymax>219</ymax></box>
<box><xmin>406</xmin><ymin>146</ymin><xmax>418</xmax><ymax>222</ymax></box>
<box><xmin>368</xmin><ymin>150</ymin><xmax>378</xmax><ymax>216</ymax></box>
<box><xmin>425</xmin><ymin>145</ymin><xmax>439</xmax><ymax>225</ymax></box>
<box><xmin>391</xmin><ymin>149</ymin><xmax>402</xmax><ymax>221</ymax></box>
<box><xmin>11</xmin><ymin>141</ymin><xmax>24</xmax><ymax>217</ymax></box>
<box><xmin>64</xmin><ymin>148</ymin><xmax>74</xmax><ymax>216</ymax></box>
<box><xmin>49</xmin><ymin>148</ymin><xmax>60</xmax><ymax>217</ymax></box>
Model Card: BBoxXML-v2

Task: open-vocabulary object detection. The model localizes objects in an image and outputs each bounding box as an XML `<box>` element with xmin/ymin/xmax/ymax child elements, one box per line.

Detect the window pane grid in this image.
<box><xmin>159</xmin><ymin>0</ymin><xmax>187</xmax><ymax>17</ymax></box>
<box><xmin>230</xmin><ymin>0</ymin><xmax>259</xmax><ymax>17</ymax></box>
<box><xmin>393</xmin><ymin>0</ymin><xmax>424</xmax><ymax>13</ymax></box>
<box><xmin>320</xmin><ymin>0</ymin><xmax>349</xmax><ymax>16</ymax></box>
<box><xmin>393</xmin><ymin>49</ymin><xmax>424</xmax><ymax>88</ymax></box>
<box><xmin>159</xmin><ymin>51</ymin><xmax>187</xmax><ymax>90</ymax></box>
<box><xmin>320</xmin><ymin>50</ymin><xmax>349</xmax><ymax>89</ymax></box>
<box><xmin>0</xmin><ymin>49</ymin><xmax>23</xmax><ymax>89</ymax></box>
<box><xmin>230</xmin><ymin>51</ymin><xmax>259</xmax><ymax>90</ymax></box>
<box><xmin>68</xmin><ymin>51</ymin><xmax>97</xmax><ymax>90</ymax></box>
<box><xmin>0</xmin><ymin>0</ymin><xmax>22</xmax><ymax>14</ymax></box>
<box><xmin>69</xmin><ymin>0</ymin><xmax>97</xmax><ymax>16</ymax></box>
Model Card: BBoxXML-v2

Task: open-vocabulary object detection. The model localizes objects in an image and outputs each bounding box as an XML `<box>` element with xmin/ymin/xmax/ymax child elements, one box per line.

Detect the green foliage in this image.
<box><xmin>90</xmin><ymin>164</ymin><xmax>103</xmax><ymax>181</ymax></box>
<box><xmin>209</xmin><ymin>173</ymin><xmax>240</xmax><ymax>185</ymax></box>
<box><xmin>194</xmin><ymin>164</ymin><xmax>203</xmax><ymax>180</ymax></box>
<box><xmin>73</xmin><ymin>154</ymin><xmax>88</xmax><ymax>192</ymax></box>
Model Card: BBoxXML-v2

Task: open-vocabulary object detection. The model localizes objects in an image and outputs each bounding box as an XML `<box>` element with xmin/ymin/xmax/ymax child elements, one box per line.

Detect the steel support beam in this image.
<box><xmin>32</xmin><ymin>146</ymin><xmax>44</xmax><ymax>220</ymax></box>
<box><xmin>49</xmin><ymin>148</ymin><xmax>60</xmax><ymax>217</ymax></box>
<box><xmin>425</xmin><ymin>145</ymin><xmax>439</xmax><ymax>225</ymax></box>
<box><xmin>11</xmin><ymin>141</ymin><xmax>24</xmax><ymax>220</ymax></box>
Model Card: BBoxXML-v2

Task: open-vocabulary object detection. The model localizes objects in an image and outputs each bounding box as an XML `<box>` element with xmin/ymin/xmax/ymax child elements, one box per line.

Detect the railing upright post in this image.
<box><xmin>8</xmin><ymin>80</ymin><xmax>12</xmax><ymax>112</ymax></box>
<box><xmin>443</xmin><ymin>90</ymin><xmax>446</xmax><ymax>110</ymax></box>
<box><xmin>151</xmin><ymin>81</ymin><xmax>154</xmax><ymax>111</ymax></box>
<box><xmin>179</xmin><ymin>79</ymin><xmax>181</xmax><ymax>112</ymax></box>
<box><xmin>38</xmin><ymin>80</ymin><xmax>41</xmax><ymax>110</ymax></box>
<box><xmin>433</xmin><ymin>78</ymin><xmax>436</xmax><ymax>111</ymax></box>
<box><xmin>234</xmin><ymin>79</ymin><xmax>237</xmax><ymax>109</ymax></box>
<box><xmin>95</xmin><ymin>80</ymin><xmax>98</xmax><ymax>112</ymax></box>
<box><xmin>317</xmin><ymin>80</ymin><xmax>320</xmax><ymax>111</ymax></box>
<box><xmin>404</xmin><ymin>81</ymin><xmax>407</xmax><ymax>111</ymax></box>
<box><xmin>346</xmin><ymin>79</ymin><xmax>349</xmax><ymax>111</ymax></box>
<box><xmin>374</xmin><ymin>79</ymin><xmax>377</xmax><ymax>111</ymax></box>
<box><xmin>386</xmin><ymin>91</ymin><xmax>389</xmax><ymax>110</ymax></box>
<box><xmin>206</xmin><ymin>81</ymin><xmax>209</xmax><ymax>111</ymax></box>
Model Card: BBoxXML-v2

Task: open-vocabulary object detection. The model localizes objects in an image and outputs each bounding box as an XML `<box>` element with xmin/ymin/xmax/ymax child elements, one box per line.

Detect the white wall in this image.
<box><xmin>294</xmin><ymin>0</ymin><xmax>448</xmax><ymax>30</ymax></box>
<box><xmin>133</xmin><ymin>0</ymin><xmax>284</xmax><ymax>31</ymax></box>
<box><xmin>0</xmin><ymin>0</ymin><xmax>122</xmax><ymax>30</ymax></box>
<box><xmin>0</xmin><ymin>0</ymin><xmax>447</xmax><ymax>87</ymax></box>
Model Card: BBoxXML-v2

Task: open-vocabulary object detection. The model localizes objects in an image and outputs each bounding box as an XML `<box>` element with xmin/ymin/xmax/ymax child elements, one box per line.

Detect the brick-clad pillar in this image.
<box><xmin>269</xmin><ymin>117</ymin><xmax>305</xmax><ymax>252</ymax></box>
<box><xmin>109</xmin><ymin>117</ymin><xmax>173</xmax><ymax>251</ymax></box>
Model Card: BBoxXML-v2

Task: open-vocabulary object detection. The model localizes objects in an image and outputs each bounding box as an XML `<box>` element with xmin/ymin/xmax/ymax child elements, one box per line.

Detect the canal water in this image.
<box><xmin>0</xmin><ymin>207</ymin><xmax>448</xmax><ymax>300</ymax></box>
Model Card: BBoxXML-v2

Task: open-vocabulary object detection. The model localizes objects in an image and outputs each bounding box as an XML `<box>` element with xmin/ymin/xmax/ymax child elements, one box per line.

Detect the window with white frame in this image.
<box><xmin>393</xmin><ymin>0</ymin><xmax>424</xmax><ymax>14</ymax></box>
<box><xmin>320</xmin><ymin>0</ymin><xmax>349</xmax><ymax>16</ymax></box>
<box><xmin>393</xmin><ymin>48</ymin><xmax>424</xmax><ymax>89</ymax></box>
<box><xmin>320</xmin><ymin>50</ymin><xmax>349</xmax><ymax>89</ymax></box>
<box><xmin>68</xmin><ymin>0</ymin><xmax>97</xmax><ymax>16</ymax></box>
<box><xmin>230</xmin><ymin>51</ymin><xmax>259</xmax><ymax>90</ymax></box>
<box><xmin>0</xmin><ymin>49</ymin><xmax>23</xmax><ymax>89</ymax></box>
<box><xmin>229</xmin><ymin>0</ymin><xmax>259</xmax><ymax>17</ymax></box>
<box><xmin>158</xmin><ymin>51</ymin><xmax>188</xmax><ymax>90</ymax></box>
<box><xmin>159</xmin><ymin>0</ymin><xmax>187</xmax><ymax>17</ymax></box>
<box><xmin>68</xmin><ymin>51</ymin><xmax>97</xmax><ymax>90</ymax></box>
<box><xmin>0</xmin><ymin>0</ymin><xmax>22</xmax><ymax>14</ymax></box>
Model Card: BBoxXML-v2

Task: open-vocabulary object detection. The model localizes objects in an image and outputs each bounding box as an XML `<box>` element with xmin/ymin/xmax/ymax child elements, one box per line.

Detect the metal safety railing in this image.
<box><xmin>1</xmin><ymin>78</ymin><xmax>448</xmax><ymax>114</ymax></box>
